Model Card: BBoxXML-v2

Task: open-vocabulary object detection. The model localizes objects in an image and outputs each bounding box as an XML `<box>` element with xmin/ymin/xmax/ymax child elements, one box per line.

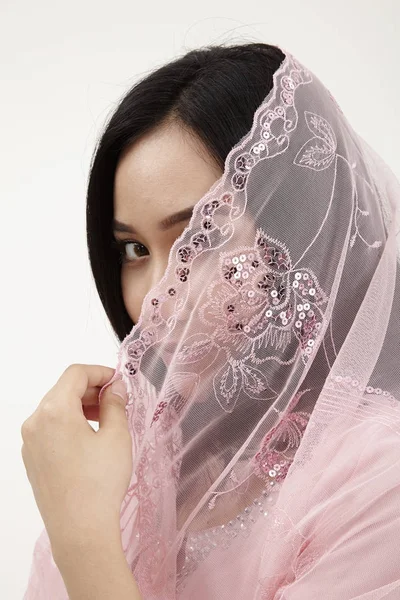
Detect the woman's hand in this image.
<box><xmin>20</xmin><ymin>364</ymin><xmax>132</xmax><ymax>556</ymax></box>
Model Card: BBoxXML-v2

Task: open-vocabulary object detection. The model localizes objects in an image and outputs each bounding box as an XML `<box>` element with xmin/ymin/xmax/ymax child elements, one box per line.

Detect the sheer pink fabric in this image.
<box><xmin>23</xmin><ymin>48</ymin><xmax>400</xmax><ymax>599</ymax></box>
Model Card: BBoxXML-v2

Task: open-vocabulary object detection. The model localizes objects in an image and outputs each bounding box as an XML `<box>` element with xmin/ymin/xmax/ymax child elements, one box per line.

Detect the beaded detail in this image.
<box><xmin>177</xmin><ymin>485</ymin><xmax>280</xmax><ymax>589</ymax></box>
<box><xmin>326</xmin><ymin>373</ymin><xmax>397</xmax><ymax>403</ymax></box>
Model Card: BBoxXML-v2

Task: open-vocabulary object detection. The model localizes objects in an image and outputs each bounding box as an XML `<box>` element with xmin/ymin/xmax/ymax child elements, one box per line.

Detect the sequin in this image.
<box><xmin>295</xmin><ymin>273</ymin><xmax>302</xmax><ymax>280</ymax></box>
<box><xmin>176</xmin><ymin>266</ymin><xmax>190</xmax><ymax>282</ymax></box>
<box><xmin>266</xmin><ymin>309</ymin><xmax>273</xmax><ymax>317</ymax></box>
<box><xmin>293</xmin><ymin>281</ymin><xmax>299</xmax><ymax>288</ymax></box>
<box><xmin>248</xmin><ymin>290</ymin><xmax>255</xmax><ymax>298</ymax></box>
<box><xmin>234</xmin><ymin>272</ymin><xmax>241</xmax><ymax>279</ymax></box>
<box><xmin>309</xmin><ymin>288</ymin><xmax>316</xmax><ymax>295</ymax></box>
<box><xmin>221</xmin><ymin>193</ymin><xmax>233</xmax><ymax>204</ymax></box>
<box><xmin>242</xmin><ymin>272</ymin><xmax>249</xmax><ymax>279</ymax></box>
<box><xmin>232</xmin><ymin>257</ymin><xmax>239</xmax><ymax>265</ymax></box>
<box><xmin>239</xmin><ymin>254</ymin><xmax>246</xmax><ymax>262</ymax></box>
<box><xmin>178</xmin><ymin>246</ymin><xmax>195</xmax><ymax>263</ymax></box>
<box><xmin>271</xmin><ymin>290</ymin><xmax>278</xmax><ymax>297</ymax></box>
<box><xmin>295</xmin><ymin>320</ymin><xmax>302</xmax><ymax>328</ymax></box>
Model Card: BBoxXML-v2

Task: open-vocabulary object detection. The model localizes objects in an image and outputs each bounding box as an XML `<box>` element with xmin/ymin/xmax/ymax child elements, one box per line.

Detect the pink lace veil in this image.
<box><xmin>24</xmin><ymin>48</ymin><xmax>400</xmax><ymax>599</ymax></box>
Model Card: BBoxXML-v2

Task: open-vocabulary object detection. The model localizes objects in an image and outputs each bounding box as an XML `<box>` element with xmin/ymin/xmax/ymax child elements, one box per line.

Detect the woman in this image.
<box><xmin>22</xmin><ymin>42</ymin><xmax>400</xmax><ymax>599</ymax></box>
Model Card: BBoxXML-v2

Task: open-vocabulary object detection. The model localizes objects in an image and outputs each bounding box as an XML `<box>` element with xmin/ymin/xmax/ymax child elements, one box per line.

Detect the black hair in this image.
<box><xmin>86</xmin><ymin>42</ymin><xmax>286</xmax><ymax>343</ymax></box>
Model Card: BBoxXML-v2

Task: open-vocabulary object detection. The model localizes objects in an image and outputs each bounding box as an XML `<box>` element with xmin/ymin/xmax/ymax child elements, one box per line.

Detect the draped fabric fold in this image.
<box><xmin>23</xmin><ymin>48</ymin><xmax>400</xmax><ymax>600</ymax></box>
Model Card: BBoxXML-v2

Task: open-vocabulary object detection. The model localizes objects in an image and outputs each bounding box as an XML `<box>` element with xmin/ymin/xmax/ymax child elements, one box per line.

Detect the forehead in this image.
<box><xmin>114</xmin><ymin>121</ymin><xmax>222</xmax><ymax>221</ymax></box>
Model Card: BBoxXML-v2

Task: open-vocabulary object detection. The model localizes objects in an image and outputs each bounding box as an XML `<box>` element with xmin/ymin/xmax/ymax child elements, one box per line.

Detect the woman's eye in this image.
<box><xmin>112</xmin><ymin>240</ymin><xmax>149</xmax><ymax>264</ymax></box>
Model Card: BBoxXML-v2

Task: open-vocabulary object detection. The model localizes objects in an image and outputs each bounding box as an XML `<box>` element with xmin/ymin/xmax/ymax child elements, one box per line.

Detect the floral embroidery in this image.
<box><xmin>199</xmin><ymin>228</ymin><xmax>328</xmax><ymax>368</ymax></box>
<box><xmin>294</xmin><ymin>111</ymin><xmax>337</xmax><ymax>171</ymax></box>
<box><xmin>110</xmin><ymin>49</ymin><xmax>390</xmax><ymax>599</ymax></box>
<box><xmin>253</xmin><ymin>390</ymin><xmax>312</xmax><ymax>484</ymax></box>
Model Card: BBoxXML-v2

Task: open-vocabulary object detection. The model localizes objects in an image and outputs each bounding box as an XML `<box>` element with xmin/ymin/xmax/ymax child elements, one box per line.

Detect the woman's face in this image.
<box><xmin>113</xmin><ymin>120</ymin><xmax>223</xmax><ymax>324</ymax></box>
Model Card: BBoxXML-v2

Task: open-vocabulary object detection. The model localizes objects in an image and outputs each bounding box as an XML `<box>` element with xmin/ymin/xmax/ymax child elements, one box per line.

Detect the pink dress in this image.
<box><xmin>177</xmin><ymin>406</ymin><xmax>400</xmax><ymax>599</ymax></box>
<box><xmin>23</xmin><ymin>396</ymin><xmax>400</xmax><ymax>599</ymax></box>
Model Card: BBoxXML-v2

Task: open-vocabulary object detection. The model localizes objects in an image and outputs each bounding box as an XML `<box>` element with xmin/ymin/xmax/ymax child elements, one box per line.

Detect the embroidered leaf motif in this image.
<box><xmin>213</xmin><ymin>360</ymin><xmax>242</xmax><ymax>412</ymax></box>
<box><xmin>240</xmin><ymin>363</ymin><xmax>276</xmax><ymax>400</ymax></box>
<box><xmin>304</xmin><ymin>111</ymin><xmax>336</xmax><ymax>148</ymax></box>
<box><xmin>294</xmin><ymin>111</ymin><xmax>337</xmax><ymax>171</ymax></box>
<box><xmin>175</xmin><ymin>333</ymin><xmax>214</xmax><ymax>364</ymax></box>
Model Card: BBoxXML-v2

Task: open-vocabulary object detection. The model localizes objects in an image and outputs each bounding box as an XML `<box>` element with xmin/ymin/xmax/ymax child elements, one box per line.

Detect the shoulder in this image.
<box><xmin>279</xmin><ymin>403</ymin><xmax>400</xmax><ymax>597</ymax></box>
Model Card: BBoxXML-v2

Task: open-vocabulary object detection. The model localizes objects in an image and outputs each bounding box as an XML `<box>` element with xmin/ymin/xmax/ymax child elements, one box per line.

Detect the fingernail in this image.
<box><xmin>111</xmin><ymin>379</ymin><xmax>127</xmax><ymax>401</ymax></box>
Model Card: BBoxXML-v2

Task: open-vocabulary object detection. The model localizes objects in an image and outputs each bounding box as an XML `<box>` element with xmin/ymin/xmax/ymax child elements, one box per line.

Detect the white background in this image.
<box><xmin>1</xmin><ymin>1</ymin><xmax>399</xmax><ymax>597</ymax></box>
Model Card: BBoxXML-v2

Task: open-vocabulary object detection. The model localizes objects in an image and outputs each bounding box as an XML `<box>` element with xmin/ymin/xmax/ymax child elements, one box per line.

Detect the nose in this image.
<box><xmin>145</xmin><ymin>252</ymin><xmax>171</xmax><ymax>298</ymax></box>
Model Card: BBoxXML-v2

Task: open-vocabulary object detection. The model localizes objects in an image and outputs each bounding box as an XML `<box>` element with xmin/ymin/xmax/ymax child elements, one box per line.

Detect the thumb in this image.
<box><xmin>98</xmin><ymin>378</ymin><xmax>128</xmax><ymax>431</ymax></box>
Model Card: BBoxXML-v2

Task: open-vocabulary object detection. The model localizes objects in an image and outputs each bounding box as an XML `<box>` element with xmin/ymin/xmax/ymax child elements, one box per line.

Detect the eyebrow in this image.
<box><xmin>113</xmin><ymin>205</ymin><xmax>196</xmax><ymax>234</ymax></box>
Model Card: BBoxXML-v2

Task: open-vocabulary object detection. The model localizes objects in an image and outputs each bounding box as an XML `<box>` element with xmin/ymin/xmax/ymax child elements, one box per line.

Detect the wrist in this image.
<box><xmin>50</xmin><ymin>519</ymin><xmax>123</xmax><ymax>568</ymax></box>
<box><xmin>50</xmin><ymin>530</ymin><xmax>142</xmax><ymax>600</ymax></box>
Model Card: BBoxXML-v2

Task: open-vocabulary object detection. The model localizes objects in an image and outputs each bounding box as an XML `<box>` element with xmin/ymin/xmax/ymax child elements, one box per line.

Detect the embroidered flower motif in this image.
<box><xmin>176</xmin><ymin>266</ymin><xmax>190</xmax><ymax>282</ymax></box>
<box><xmin>231</xmin><ymin>172</ymin><xmax>248</xmax><ymax>191</ymax></box>
<box><xmin>191</xmin><ymin>233</ymin><xmax>209</xmax><ymax>252</ymax></box>
<box><xmin>199</xmin><ymin>228</ymin><xmax>328</xmax><ymax>369</ymax></box>
<box><xmin>235</xmin><ymin>152</ymin><xmax>257</xmax><ymax>172</ymax></box>
<box><xmin>253</xmin><ymin>389</ymin><xmax>312</xmax><ymax>483</ymax></box>
<box><xmin>127</xmin><ymin>339</ymin><xmax>146</xmax><ymax>360</ymax></box>
<box><xmin>177</xmin><ymin>245</ymin><xmax>195</xmax><ymax>263</ymax></box>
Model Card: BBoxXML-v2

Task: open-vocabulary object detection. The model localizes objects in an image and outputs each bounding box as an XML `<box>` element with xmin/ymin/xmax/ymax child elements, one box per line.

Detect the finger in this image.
<box><xmin>98</xmin><ymin>378</ymin><xmax>128</xmax><ymax>432</ymax></box>
<box><xmin>81</xmin><ymin>386</ymin><xmax>102</xmax><ymax>407</ymax></box>
<box><xmin>50</xmin><ymin>364</ymin><xmax>115</xmax><ymax>411</ymax></box>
